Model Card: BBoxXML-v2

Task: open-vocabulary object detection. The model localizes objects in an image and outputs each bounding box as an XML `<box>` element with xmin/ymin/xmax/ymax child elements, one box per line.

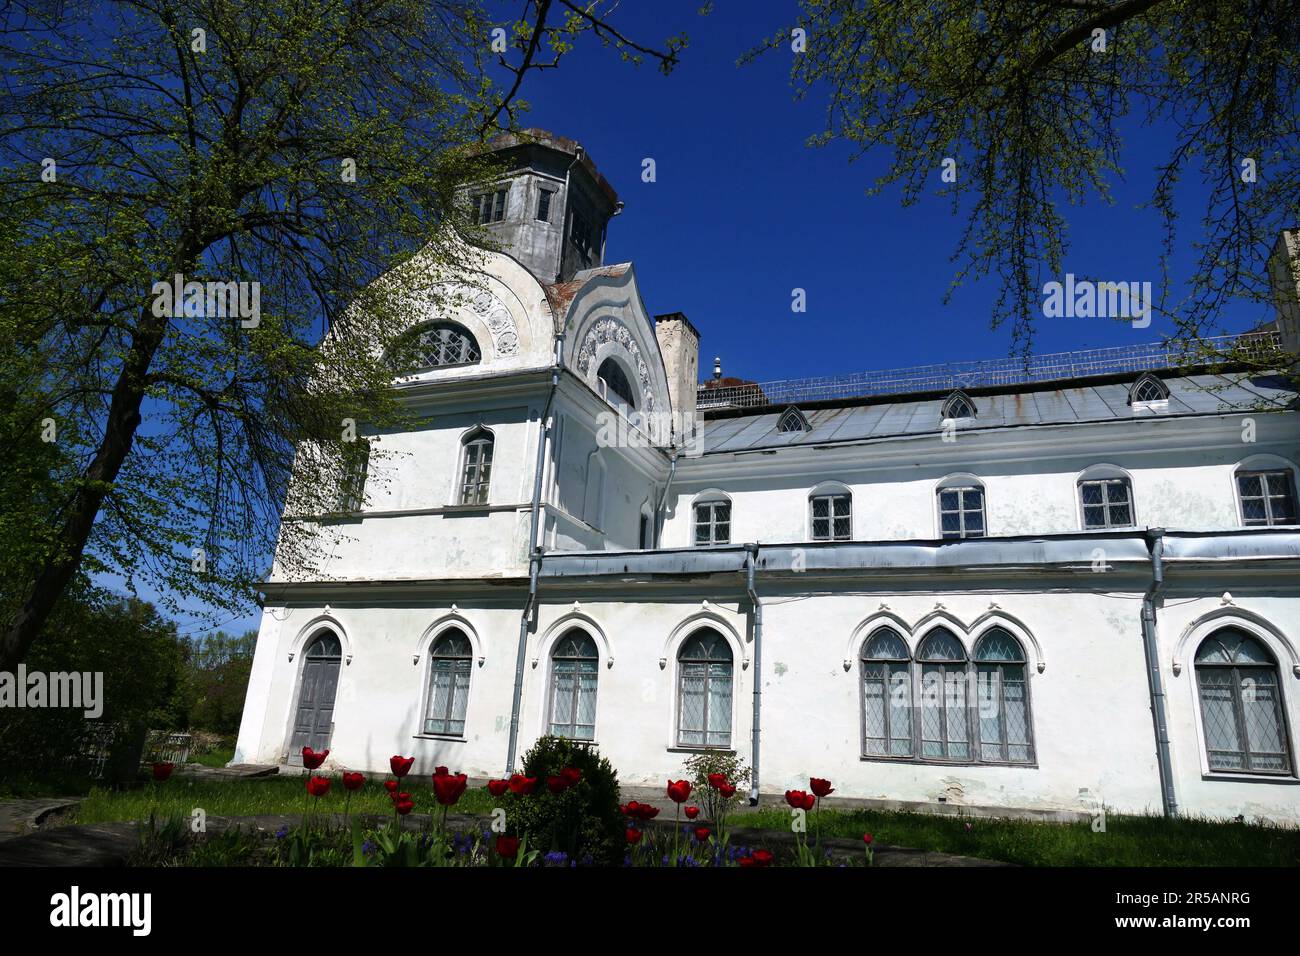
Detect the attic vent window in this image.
<box><xmin>941</xmin><ymin>391</ymin><xmax>976</xmax><ymax>421</ymax></box>
<box><xmin>777</xmin><ymin>407</ymin><xmax>810</xmax><ymax>433</ymax></box>
<box><xmin>1129</xmin><ymin>374</ymin><xmax>1169</xmax><ymax>405</ymax></box>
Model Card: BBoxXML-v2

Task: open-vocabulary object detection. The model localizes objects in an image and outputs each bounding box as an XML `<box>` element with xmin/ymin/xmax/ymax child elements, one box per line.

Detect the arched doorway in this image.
<box><xmin>289</xmin><ymin>630</ymin><xmax>342</xmax><ymax>762</ymax></box>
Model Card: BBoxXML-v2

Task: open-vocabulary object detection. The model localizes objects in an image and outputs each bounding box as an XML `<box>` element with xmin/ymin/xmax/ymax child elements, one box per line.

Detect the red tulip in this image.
<box><xmin>342</xmin><ymin>772</ymin><xmax>364</xmax><ymax>791</ymax></box>
<box><xmin>395</xmin><ymin>798</ymin><xmax>414</xmax><ymax>816</ymax></box>
<box><xmin>666</xmin><ymin>780</ymin><xmax>692</xmax><ymax>803</ymax></box>
<box><xmin>626</xmin><ymin>827</ymin><xmax>643</xmax><ymax>845</ymax></box>
<box><xmin>432</xmin><ymin>771</ymin><xmax>468</xmax><ymax>806</ymax></box>
<box><xmin>738</xmin><ymin>855</ymin><xmax>757</xmax><ymax>867</ymax></box>
<box><xmin>396</xmin><ymin>791</ymin><xmax>411</xmax><ymax>802</ymax></box>
<box><xmin>637</xmin><ymin>804</ymin><xmax>660</xmax><ymax>821</ymax></box>
<box><xmin>151</xmin><ymin>762</ymin><xmax>174</xmax><ymax>782</ymax></box>
<box><xmin>684</xmin><ymin>806</ymin><xmax>700</xmax><ymax>820</ymax></box>
<box><xmin>751</xmin><ymin>849</ymin><xmax>774</xmax><ymax>866</ymax></box>
<box><xmin>719</xmin><ymin>783</ymin><xmax>737</xmax><ymax>799</ymax></box>
<box><xmin>707</xmin><ymin>773</ymin><xmax>728</xmax><ymax>789</ymax></box>
<box><xmin>433</xmin><ymin>765</ymin><xmax>449</xmax><ymax>777</ymax></box>
<box><xmin>390</xmin><ymin>755</ymin><xmax>414</xmax><ymax>778</ymax></box>
<box><xmin>784</xmin><ymin>789</ymin><xmax>815</xmax><ymax>811</ymax></box>
<box><xmin>694</xmin><ymin>827</ymin><xmax>711</xmax><ymax>843</ymax></box>
<box><xmin>508</xmin><ymin>774</ymin><xmax>537</xmax><ymax>795</ymax></box>
<box><xmin>302</xmin><ymin>747</ymin><xmax>328</xmax><ymax>770</ymax></box>
<box><xmin>306</xmin><ymin>775</ymin><xmax>331</xmax><ymax>798</ymax></box>
<box><xmin>546</xmin><ymin>775</ymin><xmax>570</xmax><ymax>794</ymax></box>
<box><xmin>383</xmin><ymin>779</ymin><xmax>399</xmax><ymax>794</ymax></box>
<box><xmin>810</xmin><ymin>777</ymin><xmax>834</xmax><ymax>798</ymax></box>
<box><xmin>560</xmin><ymin>766</ymin><xmax>582</xmax><ymax>786</ymax></box>
<box><xmin>487</xmin><ymin>779</ymin><xmax>509</xmax><ymax>797</ymax></box>
<box><xmin>496</xmin><ymin>835</ymin><xmax>519</xmax><ymax>859</ymax></box>
<box><xmin>863</xmin><ymin>833</ymin><xmax>874</xmax><ymax>846</ymax></box>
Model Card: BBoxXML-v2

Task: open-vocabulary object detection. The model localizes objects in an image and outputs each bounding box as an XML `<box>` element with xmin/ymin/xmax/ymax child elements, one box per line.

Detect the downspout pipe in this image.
<box><xmin>745</xmin><ymin>543</ymin><xmax>762</xmax><ymax>806</ymax></box>
<box><xmin>654</xmin><ymin>447</ymin><xmax>678</xmax><ymax>547</ymax></box>
<box><xmin>505</xmin><ymin>332</ymin><xmax>565</xmax><ymax>774</ymax></box>
<box><xmin>1141</xmin><ymin>528</ymin><xmax>1179</xmax><ymax>817</ymax></box>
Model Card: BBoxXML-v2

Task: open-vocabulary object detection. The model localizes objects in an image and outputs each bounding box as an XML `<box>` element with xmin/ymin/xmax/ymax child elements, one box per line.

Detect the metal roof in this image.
<box><xmin>701</xmin><ymin>372</ymin><xmax>1296</xmax><ymax>454</ymax></box>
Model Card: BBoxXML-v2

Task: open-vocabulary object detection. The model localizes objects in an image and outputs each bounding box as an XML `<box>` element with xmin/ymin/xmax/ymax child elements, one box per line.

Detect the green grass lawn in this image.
<box><xmin>735</xmin><ymin>806</ymin><xmax>1300</xmax><ymax>866</ymax></box>
<box><xmin>72</xmin><ymin>775</ymin><xmax>496</xmax><ymax>824</ymax></box>
<box><xmin>188</xmin><ymin>746</ymin><xmax>236</xmax><ymax>769</ymax></box>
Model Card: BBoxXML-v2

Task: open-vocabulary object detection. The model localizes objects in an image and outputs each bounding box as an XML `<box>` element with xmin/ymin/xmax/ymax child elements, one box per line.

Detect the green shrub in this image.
<box><xmin>681</xmin><ymin>751</ymin><xmax>751</xmax><ymax>822</ymax></box>
<box><xmin>505</xmin><ymin>736</ymin><xmax>623</xmax><ymax>865</ymax></box>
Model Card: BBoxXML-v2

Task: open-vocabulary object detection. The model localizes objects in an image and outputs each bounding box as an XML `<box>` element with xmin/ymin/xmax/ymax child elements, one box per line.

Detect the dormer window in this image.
<box><xmin>1129</xmin><ymin>373</ymin><xmax>1169</xmax><ymax>407</ymax></box>
<box><xmin>387</xmin><ymin>321</ymin><xmax>481</xmax><ymax>373</ymax></box>
<box><xmin>777</xmin><ymin>406</ymin><xmax>810</xmax><ymax>433</ymax></box>
<box><xmin>597</xmin><ymin>357</ymin><xmax>637</xmax><ymax>411</ymax></box>
<box><xmin>941</xmin><ymin>390</ymin><xmax>976</xmax><ymax>421</ymax></box>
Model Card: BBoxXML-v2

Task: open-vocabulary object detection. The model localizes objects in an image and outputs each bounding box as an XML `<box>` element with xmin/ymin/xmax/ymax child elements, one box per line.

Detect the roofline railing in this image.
<box><xmin>696</xmin><ymin>331</ymin><xmax>1283</xmax><ymax>411</ymax></box>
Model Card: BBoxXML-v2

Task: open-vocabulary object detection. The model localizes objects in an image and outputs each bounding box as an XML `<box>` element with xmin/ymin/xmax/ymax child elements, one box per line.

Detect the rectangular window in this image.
<box><xmin>939</xmin><ymin>487</ymin><xmax>985</xmax><ymax>539</ymax></box>
<box><xmin>694</xmin><ymin>501</ymin><xmax>730</xmax><ymax>546</ymax></box>
<box><xmin>537</xmin><ymin>189</ymin><xmax>553</xmax><ymax>222</ymax></box>
<box><xmin>570</xmin><ymin>209</ymin><xmax>592</xmax><ymax>254</ymax></box>
<box><xmin>472</xmin><ymin>188</ymin><xmax>507</xmax><ymax>224</ymax></box>
<box><xmin>337</xmin><ymin>438</ymin><xmax>370</xmax><ymax>512</ymax></box>
<box><xmin>1238</xmin><ymin>471</ymin><xmax>1297</xmax><ymax>527</ymax></box>
<box><xmin>811</xmin><ymin>493</ymin><xmax>852</xmax><ymax>541</ymax></box>
<box><xmin>1080</xmin><ymin>478</ymin><xmax>1133</xmax><ymax>529</ymax></box>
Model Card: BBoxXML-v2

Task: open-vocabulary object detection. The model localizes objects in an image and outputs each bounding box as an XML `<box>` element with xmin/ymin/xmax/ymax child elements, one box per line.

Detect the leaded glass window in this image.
<box><xmin>1130</xmin><ymin>374</ymin><xmax>1169</xmax><ymax>404</ymax></box>
<box><xmin>941</xmin><ymin>391</ymin><xmax>976</xmax><ymax>420</ymax></box>
<box><xmin>1195</xmin><ymin>629</ymin><xmax>1292</xmax><ymax>775</ymax></box>
<box><xmin>778</xmin><ymin>407</ymin><xmax>809</xmax><ymax>433</ymax></box>
<box><xmin>459</xmin><ymin>429</ymin><xmax>493</xmax><ymax>505</ymax></box>
<box><xmin>1080</xmin><ymin>477</ymin><xmax>1133</xmax><ymax>529</ymax></box>
<box><xmin>861</xmin><ymin>628</ymin><xmax>912</xmax><ymax>757</ymax></box>
<box><xmin>388</xmin><ymin>321</ymin><xmax>481</xmax><ymax>372</ymax></box>
<box><xmin>939</xmin><ymin>486</ymin><xmax>985</xmax><ymax>539</ymax></box>
<box><xmin>917</xmin><ymin>628</ymin><xmax>969</xmax><ymax>760</ymax></box>
<box><xmin>677</xmin><ymin>629</ymin><xmax>733</xmax><ymax>748</ymax></box>
<box><xmin>694</xmin><ymin>500</ymin><xmax>730</xmax><ymax>546</ymax></box>
<box><xmin>549</xmin><ymin>630</ymin><xmax>598</xmax><ymax>740</ymax></box>
<box><xmin>810</xmin><ymin>492</ymin><xmax>852</xmax><ymax>541</ymax></box>
<box><xmin>974</xmin><ymin>628</ymin><xmax>1033</xmax><ymax>763</ymax></box>
<box><xmin>424</xmin><ymin>630</ymin><xmax>472</xmax><ymax>736</ymax></box>
<box><xmin>1237</xmin><ymin>471</ymin><xmax>1297</xmax><ymax>527</ymax></box>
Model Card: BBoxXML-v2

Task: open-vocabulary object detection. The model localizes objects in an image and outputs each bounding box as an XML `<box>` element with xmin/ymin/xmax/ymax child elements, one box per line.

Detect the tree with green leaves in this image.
<box><xmin>0</xmin><ymin>0</ymin><xmax>682</xmax><ymax>671</ymax></box>
<box><xmin>745</xmin><ymin>0</ymin><xmax>1299</xmax><ymax>366</ymax></box>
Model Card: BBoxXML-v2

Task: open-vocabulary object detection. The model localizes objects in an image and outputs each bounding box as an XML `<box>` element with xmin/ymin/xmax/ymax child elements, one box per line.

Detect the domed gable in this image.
<box><xmin>552</xmin><ymin>263</ymin><xmax>672</xmax><ymax>416</ymax></box>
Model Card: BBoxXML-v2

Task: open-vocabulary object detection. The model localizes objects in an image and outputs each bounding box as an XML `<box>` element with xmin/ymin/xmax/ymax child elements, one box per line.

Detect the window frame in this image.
<box><xmin>458</xmin><ymin>427</ymin><xmax>494</xmax><ymax>506</ymax></box>
<box><xmin>937</xmin><ymin>484</ymin><xmax>986</xmax><ymax>539</ymax></box>
<box><xmin>693</xmin><ymin>496</ymin><xmax>731</xmax><ymax>547</ymax></box>
<box><xmin>941</xmin><ymin>390</ymin><xmax>977</xmax><ymax>421</ymax></box>
<box><xmin>387</xmin><ymin>321</ymin><xmax>482</xmax><ymax>373</ymax></box>
<box><xmin>536</xmin><ymin>188</ymin><xmax>553</xmax><ymax>222</ymax></box>
<box><xmin>547</xmin><ymin>629</ymin><xmax>600</xmax><ymax>741</ymax></box>
<box><xmin>1193</xmin><ymin>629</ymin><xmax>1294</xmax><ymax>777</ymax></box>
<box><xmin>675</xmin><ymin>629</ymin><xmax>735</xmax><ymax>750</ymax></box>
<box><xmin>1077</xmin><ymin>470</ymin><xmax>1136</xmax><ymax>530</ymax></box>
<box><xmin>860</xmin><ymin>627</ymin><xmax>913</xmax><ymax>758</ymax></box>
<box><xmin>1235</xmin><ymin>468</ymin><xmax>1298</xmax><ymax>527</ymax></box>
<box><xmin>809</xmin><ymin>489</ymin><xmax>852</xmax><ymax>541</ymax></box>
<box><xmin>422</xmin><ymin>629</ymin><xmax>473</xmax><ymax>738</ymax></box>
<box><xmin>336</xmin><ymin>437</ymin><xmax>370</xmax><ymax>513</ymax></box>
<box><xmin>1128</xmin><ymin>373</ymin><xmax>1170</xmax><ymax>408</ymax></box>
<box><xmin>472</xmin><ymin>187</ymin><xmax>508</xmax><ymax>225</ymax></box>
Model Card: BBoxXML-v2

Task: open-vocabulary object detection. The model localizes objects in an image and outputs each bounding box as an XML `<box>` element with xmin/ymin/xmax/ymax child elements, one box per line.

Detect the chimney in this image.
<box><xmin>1268</xmin><ymin>229</ymin><xmax>1300</xmax><ymax>361</ymax></box>
<box><xmin>653</xmin><ymin>312</ymin><xmax>701</xmax><ymax>435</ymax></box>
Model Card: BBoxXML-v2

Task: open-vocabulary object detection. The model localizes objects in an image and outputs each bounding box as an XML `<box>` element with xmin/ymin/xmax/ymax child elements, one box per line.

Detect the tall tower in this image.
<box><xmin>467</xmin><ymin>129</ymin><xmax>622</xmax><ymax>284</ymax></box>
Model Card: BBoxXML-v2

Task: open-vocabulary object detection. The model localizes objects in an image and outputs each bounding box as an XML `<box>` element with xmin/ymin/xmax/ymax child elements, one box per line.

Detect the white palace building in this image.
<box><xmin>235</xmin><ymin>130</ymin><xmax>1300</xmax><ymax>824</ymax></box>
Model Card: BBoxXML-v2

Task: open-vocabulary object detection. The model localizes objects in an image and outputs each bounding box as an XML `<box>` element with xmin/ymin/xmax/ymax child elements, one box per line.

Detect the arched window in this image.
<box><xmin>809</xmin><ymin>485</ymin><xmax>852</xmax><ymax>541</ymax></box>
<box><xmin>548</xmin><ymin>630</ymin><xmax>599</xmax><ymax>740</ymax></box>
<box><xmin>693</xmin><ymin>493</ymin><xmax>731</xmax><ymax>546</ymax></box>
<box><xmin>1129</xmin><ymin>373</ymin><xmax>1169</xmax><ymax>405</ymax></box>
<box><xmin>597</xmin><ymin>357</ymin><xmax>637</xmax><ymax>410</ymax></box>
<box><xmin>937</xmin><ymin>477</ymin><xmax>985</xmax><ymax>539</ymax></box>
<box><xmin>1236</xmin><ymin>465</ymin><xmax>1297</xmax><ymax>527</ymax></box>
<box><xmin>974</xmin><ymin>628</ymin><xmax>1033</xmax><ymax>763</ymax></box>
<box><xmin>676</xmin><ymin>629</ymin><xmax>733</xmax><ymax>748</ymax></box>
<box><xmin>459</xmin><ymin>428</ymin><xmax>493</xmax><ymax>505</ymax></box>
<box><xmin>861</xmin><ymin>628</ymin><xmax>912</xmax><ymax>757</ymax></box>
<box><xmin>1195</xmin><ymin>628</ymin><xmax>1292</xmax><ymax>774</ymax></box>
<box><xmin>1078</xmin><ymin>466</ymin><xmax>1134</xmax><ymax>529</ymax></box>
<box><xmin>424</xmin><ymin>629</ymin><xmax>472</xmax><ymax>736</ymax></box>
<box><xmin>777</xmin><ymin>406</ymin><xmax>809</xmax><ymax>433</ymax></box>
<box><xmin>388</xmin><ymin>321</ymin><xmax>481</xmax><ymax>372</ymax></box>
<box><xmin>917</xmin><ymin>628</ymin><xmax>969</xmax><ymax>760</ymax></box>
<box><xmin>941</xmin><ymin>390</ymin><xmax>976</xmax><ymax>421</ymax></box>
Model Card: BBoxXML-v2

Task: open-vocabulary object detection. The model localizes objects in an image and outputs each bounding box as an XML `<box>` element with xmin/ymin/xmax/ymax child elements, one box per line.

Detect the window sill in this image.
<box><xmin>667</xmin><ymin>746</ymin><xmax>736</xmax><ymax>755</ymax></box>
<box><xmin>860</xmin><ymin>754</ymin><xmax>1038</xmax><ymax>770</ymax></box>
<box><xmin>1201</xmin><ymin>771</ymin><xmax>1297</xmax><ymax>783</ymax></box>
<box><xmin>413</xmin><ymin>733</ymin><xmax>467</xmax><ymax>743</ymax></box>
<box><xmin>441</xmin><ymin>504</ymin><xmax>490</xmax><ymax>516</ymax></box>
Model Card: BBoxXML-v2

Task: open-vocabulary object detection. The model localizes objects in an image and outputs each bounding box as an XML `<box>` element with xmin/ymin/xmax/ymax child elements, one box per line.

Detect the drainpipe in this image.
<box><xmin>654</xmin><ymin>448</ymin><xmax>678</xmax><ymax>547</ymax></box>
<box><xmin>505</xmin><ymin>332</ymin><xmax>565</xmax><ymax>773</ymax></box>
<box><xmin>1141</xmin><ymin>528</ymin><xmax>1178</xmax><ymax>817</ymax></box>
<box><xmin>745</xmin><ymin>543</ymin><xmax>763</xmax><ymax>806</ymax></box>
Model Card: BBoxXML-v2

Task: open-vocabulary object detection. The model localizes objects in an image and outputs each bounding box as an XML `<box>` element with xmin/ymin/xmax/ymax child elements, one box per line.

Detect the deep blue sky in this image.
<box><xmin>511</xmin><ymin>1</ymin><xmax>1267</xmax><ymax>384</ymax></box>
<box><xmin>167</xmin><ymin>0</ymin><xmax>1271</xmax><ymax>638</ymax></box>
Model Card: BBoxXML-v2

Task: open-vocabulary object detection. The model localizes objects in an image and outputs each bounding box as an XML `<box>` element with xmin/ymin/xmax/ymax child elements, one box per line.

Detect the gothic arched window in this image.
<box><xmin>861</xmin><ymin>628</ymin><xmax>912</xmax><ymax>757</ymax></box>
<box><xmin>974</xmin><ymin>628</ymin><xmax>1033</xmax><ymax>763</ymax></box>
<box><xmin>676</xmin><ymin>629</ymin><xmax>733</xmax><ymax>748</ymax></box>
<box><xmin>548</xmin><ymin>630</ymin><xmax>599</xmax><ymax>740</ymax></box>
<box><xmin>1195</xmin><ymin>628</ymin><xmax>1291</xmax><ymax>774</ymax></box>
<box><xmin>424</xmin><ymin>629</ymin><xmax>472</xmax><ymax>736</ymax></box>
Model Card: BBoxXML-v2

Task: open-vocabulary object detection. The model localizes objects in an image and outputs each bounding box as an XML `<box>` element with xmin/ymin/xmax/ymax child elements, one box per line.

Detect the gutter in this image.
<box><xmin>654</xmin><ymin>447</ymin><xmax>678</xmax><ymax>547</ymax></box>
<box><xmin>1141</xmin><ymin>528</ymin><xmax>1178</xmax><ymax>817</ymax></box>
<box><xmin>745</xmin><ymin>543</ymin><xmax>763</xmax><ymax>805</ymax></box>
<box><xmin>505</xmin><ymin>330</ymin><xmax>565</xmax><ymax>774</ymax></box>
